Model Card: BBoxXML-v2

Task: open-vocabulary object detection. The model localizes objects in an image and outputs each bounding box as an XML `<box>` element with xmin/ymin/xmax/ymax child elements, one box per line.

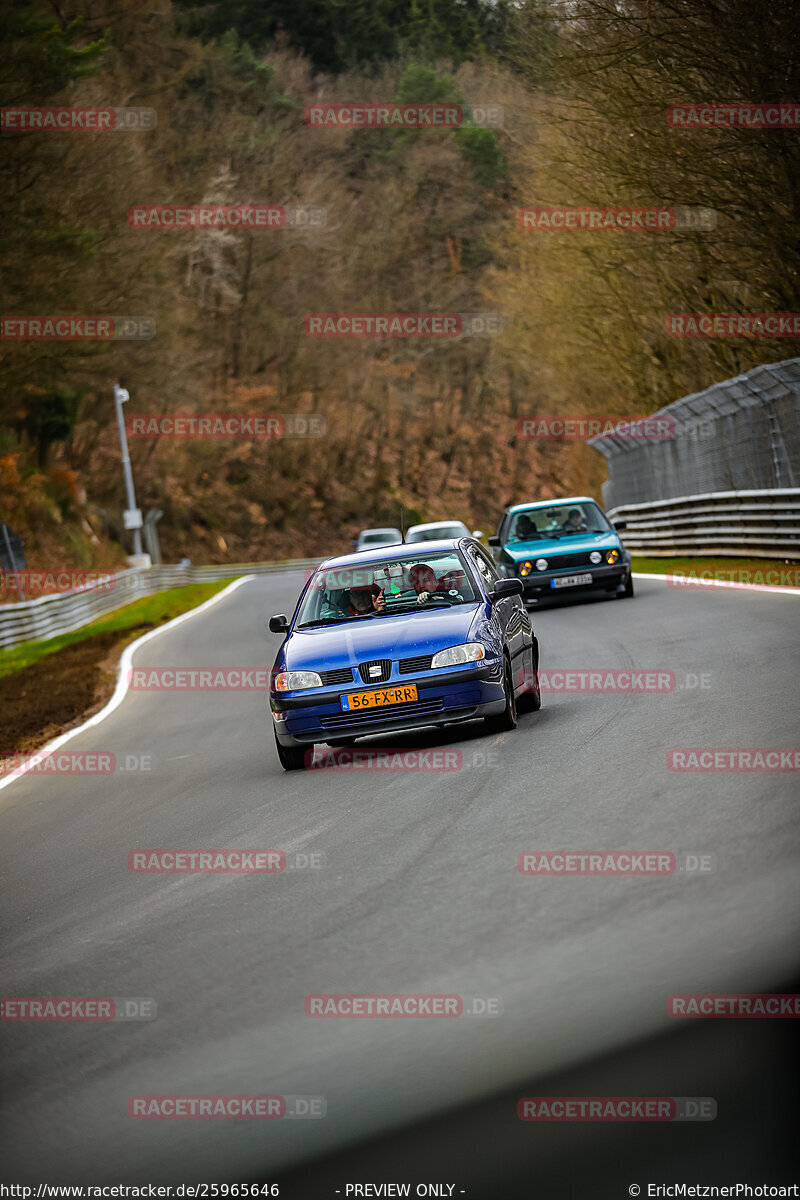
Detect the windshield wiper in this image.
<box><xmin>389</xmin><ymin>599</ymin><xmax>458</xmax><ymax>612</ymax></box>
<box><xmin>296</xmin><ymin>617</ymin><xmax>353</xmax><ymax>628</ymax></box>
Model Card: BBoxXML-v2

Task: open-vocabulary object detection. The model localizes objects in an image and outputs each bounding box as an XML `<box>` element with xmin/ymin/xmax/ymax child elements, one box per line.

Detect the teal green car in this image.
<box><xmin>488</xmin><ymin>496</ymin><xmax>634</xmax><ymax>606</ymax></box>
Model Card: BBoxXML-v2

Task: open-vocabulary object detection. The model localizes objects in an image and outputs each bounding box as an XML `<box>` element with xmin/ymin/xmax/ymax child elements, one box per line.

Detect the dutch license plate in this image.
<box><xmin>340</xmin><ymin>684</ymin><xmax>419</xmax><ymax>712</ymax></box>
<box><xmin>551</xmin><ymin>573</ymin><xmax>593</xmax><ymax>589</ymax></box>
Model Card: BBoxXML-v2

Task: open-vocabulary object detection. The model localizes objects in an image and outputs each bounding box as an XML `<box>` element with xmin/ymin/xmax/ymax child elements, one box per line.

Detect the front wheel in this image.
<box><xmin>484</xmin><ymin>657</ymin><xmax>518</xmax><ymax>733</ymax></box>
<box><xmin>274</xmin><ymin>729</ymin><xmax>309</xmax><ymax>771</ymax></box>
<box><xmin>518</xmin><ymin>655</ymin><xmax>541</xmax><ymax>712</ymax></box>
<box><xmin>616</xmin><ymin>574</ymin><xmax>635</xmax><ymax>599</ymax></box>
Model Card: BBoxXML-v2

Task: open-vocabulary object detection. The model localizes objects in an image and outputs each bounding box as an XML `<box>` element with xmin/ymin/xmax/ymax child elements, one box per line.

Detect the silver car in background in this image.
<box><xmin>405</xmin><ymin>520</ymin><xmax>484</xmax><ymax>543</ymax></box>
<box><xmin>353</xmin><ymin>527</ymin><xmax>403</xmax><ymax>551</ymax></box>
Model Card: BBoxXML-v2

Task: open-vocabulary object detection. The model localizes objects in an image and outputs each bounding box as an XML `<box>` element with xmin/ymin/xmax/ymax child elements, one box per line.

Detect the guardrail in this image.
<box><xmin>0</xmin><ymin>559</ymin><xmax>322</xmax><ymax>650</ymax></box>
<box><xmin>607</xmin><ymin>489</ymin><xmax>800</xmax><ymax>558</ymax></box>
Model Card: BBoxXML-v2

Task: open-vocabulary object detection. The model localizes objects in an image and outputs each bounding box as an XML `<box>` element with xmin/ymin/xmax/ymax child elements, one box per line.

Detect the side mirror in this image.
<box><xmin>612</xmin><ymin>520</ymin><xmax>627</xmax><ymax>531</ymax></box>
<box><xmin>488</xmin><ymin>535</ymin><xmax>501</xmax><ymax>547</ymax></box>
<box><xmin>472</xmin><ymin>529</ymin><xmax>484</xmax><ymax>540</ymax></box>
<box><xmin>268</xmin><ymin>614</ymin><xmax>289</xmax><ymax>633</ymax></box>
<box><xmin>491</xmin><ymin>578</ymin><xmax>524</xmax><ymax>601</ymax></box>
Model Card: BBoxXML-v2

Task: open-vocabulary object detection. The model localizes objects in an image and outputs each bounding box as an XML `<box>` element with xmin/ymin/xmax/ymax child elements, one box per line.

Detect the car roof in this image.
<box><xmin>505</xmin><ymin>496</ymin><xmax>597</xmax><ymax>514</ymax></box>
<box><xmin>406</xmin><ymin>520</ymin><xmax>467</xmax><ymax>532</ymax></box>
<box><xmin>319</xmin><ymin>537</ymin><xmax>470</xmax><ymax>569</ymax></box>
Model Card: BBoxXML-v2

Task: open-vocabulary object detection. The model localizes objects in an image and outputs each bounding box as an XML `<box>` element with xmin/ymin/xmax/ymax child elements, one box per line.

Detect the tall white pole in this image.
<box><xmin>113</xmin><ymin>385</ymin><xmax>143</xmax><ymax>557</ymax></box>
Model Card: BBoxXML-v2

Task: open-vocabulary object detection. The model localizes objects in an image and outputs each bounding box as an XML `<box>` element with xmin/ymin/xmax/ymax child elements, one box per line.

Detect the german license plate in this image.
<box><xmin>551</xmin><ymin>573</ymin><xmax>593</xmax><ymax>589</ymax></box>
<box><xmin>340</xmin><ymin>684</ymin><xmax>418</xmax><ymax>711</ymax></box>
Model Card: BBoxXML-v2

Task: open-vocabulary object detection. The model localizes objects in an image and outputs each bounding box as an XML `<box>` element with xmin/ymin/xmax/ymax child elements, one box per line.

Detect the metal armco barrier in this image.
<box><xmin>607</xmin><ymin>489</ymin><xmax>800</xmax><ymax>558</ymax></box>
<box><xmin>0</xmin><ymin>559</ymin><xmax>322</xmax><ymax>650</ymax></box>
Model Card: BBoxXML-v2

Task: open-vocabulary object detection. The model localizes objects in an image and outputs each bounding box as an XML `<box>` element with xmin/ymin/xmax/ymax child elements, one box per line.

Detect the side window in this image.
<box><xmin>468</xmin><ymin>545</ymin><xmax>499</xmax><ymax>588</ymax></box>
<box><xmin>476</xmin><ymin>546</ymin><xmax>500</xmax><ymax>582</ymax></box>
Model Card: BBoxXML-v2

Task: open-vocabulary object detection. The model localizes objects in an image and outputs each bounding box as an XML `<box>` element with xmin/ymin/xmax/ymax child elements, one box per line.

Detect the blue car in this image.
<box><xmin>488</xmin><ymin>496</ymin><xmax>634</xmax><ymax>606</ymax></box>
<box><xmin>267</xmin><ymin>538</ymin><xmax>540</xmax><ymax>770</ymax></box>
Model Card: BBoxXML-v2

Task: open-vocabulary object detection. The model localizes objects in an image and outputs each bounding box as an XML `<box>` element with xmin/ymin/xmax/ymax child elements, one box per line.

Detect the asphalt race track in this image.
<box><xmin>1</xmin><ymin>570</ymin><xmax>799</xmax><ymax>1183</ymax></box>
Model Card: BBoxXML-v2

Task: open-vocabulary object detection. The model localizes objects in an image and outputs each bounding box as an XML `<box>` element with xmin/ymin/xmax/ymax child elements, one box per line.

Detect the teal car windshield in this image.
<box><xmin>508</xmin><ymin>502</ymin><xmax>613</xmax><ymax>541</ymax></box>
<box><xmin>296</xmin><ymin>551</ymin><xmax>477</xmax><ymax>627</ymax></box>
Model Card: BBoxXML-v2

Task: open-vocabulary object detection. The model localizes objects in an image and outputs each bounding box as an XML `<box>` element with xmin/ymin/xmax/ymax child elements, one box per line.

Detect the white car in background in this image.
<box><xmin>404</xmin><ymin>520</ymin><xmax>484</xmax><ymax>543</ymax></box>
<box><xmin>353</xmin><ymin>527</ymin><xmax>403</xmax><ymax>551</ymax></box>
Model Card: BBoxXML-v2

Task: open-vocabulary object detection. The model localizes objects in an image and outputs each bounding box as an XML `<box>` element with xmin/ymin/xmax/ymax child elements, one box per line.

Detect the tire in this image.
<box><xmin>484</xmin><ymin>656</ymin><xmax>518</xmax><ymax>734</ymax></box>
<box><xmin>518</xmin><ymin>651</ymin><xmax>542</xmax><ymax>712</ymax></box>
<box><xmin>616</xmin><ymin>573</ymin><xmax>635</xmax><ymax>599</ymax></box>
<box><xmin>274</xmin><ymin>729</ymin><xmax>309</xmax><ymax>771</ymax></box>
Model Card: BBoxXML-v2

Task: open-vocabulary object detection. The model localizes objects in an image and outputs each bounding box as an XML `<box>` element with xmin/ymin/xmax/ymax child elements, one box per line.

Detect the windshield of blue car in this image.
<box><xmin>296</xmin><ymin>551</ymin><xmax>478</xmax><ymax>627</ymax></box>
<box><xmin>507</xmin><ymin>502</ymin><xmax>612</xmax><ymax>541</ymax></box>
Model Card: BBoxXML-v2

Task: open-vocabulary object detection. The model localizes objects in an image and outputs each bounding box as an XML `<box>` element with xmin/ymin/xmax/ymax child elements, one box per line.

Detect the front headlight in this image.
<box><xmin>590</xmin><ymin>551</ymin><xmax>603</xmax><ymax>564</ymax></box>
<box><xmin>519</xmin><ymin>560</ymin><xmax>533</xmax><ymax>577</ymax></box>
<box><xmin>273</xmin><ymin>670</ymin><xmax>323</xmax><ymax>692</ymax></box>
<box><xmin>535</xmin><ymin>558</ymin><xmax>548</xmax><ymax>571</ymax></box>
<box><xmin>431</xmin><ymin>643</ymin><xmax>486</xmax><ymax>669</ymax></box>
<box><xmin>606</xmin><ymin>548</ymin><xmax>621</xmax><ymax>564</ymax></box>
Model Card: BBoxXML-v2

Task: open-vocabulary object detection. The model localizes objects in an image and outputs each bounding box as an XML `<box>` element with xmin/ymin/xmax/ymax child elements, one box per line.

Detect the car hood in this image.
<box><xmin>503</xmin><ymin>531</ymin><xmax>621</xmax><ymax>562</ymax></box>
<box><xmin>281</xmin><ymin>604</ymin><xmax>483</xmax><ymax>671</ymax></box>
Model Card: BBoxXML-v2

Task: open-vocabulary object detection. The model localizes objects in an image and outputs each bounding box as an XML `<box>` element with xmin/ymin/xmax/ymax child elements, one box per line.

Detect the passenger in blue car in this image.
<box><xmin>348</xmin><ymin>584</ymin><xmax>385</xmax><ymax>614</ymax></box>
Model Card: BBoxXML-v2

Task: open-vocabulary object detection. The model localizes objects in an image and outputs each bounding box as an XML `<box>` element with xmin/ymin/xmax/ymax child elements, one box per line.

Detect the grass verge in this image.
<box><xmin>0</xmin><ymin>579</ymin><xmax>236</xmax><ymax>758</ymax></box>
<box><xmin>631</xmin><ymin>555</ymin><xmax>800</xmax><ymax>584</ymax></box>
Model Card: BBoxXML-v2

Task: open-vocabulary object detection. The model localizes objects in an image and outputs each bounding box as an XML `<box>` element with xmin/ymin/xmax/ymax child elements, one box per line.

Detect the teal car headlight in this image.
<box><xmin>273</xmin><ymin>670</ymin><xmax>322</xmax><ymax>692</ymax></box>
<box><xmin>431</xmin><ymin>643</ymin><xmax>486</xmax><ymax>669</ymax></box>
<box><xmin>590</xmin><ymin>551</ymin><xmax>603</xmax><ymax>564</ymax></box>
<box><xmin>606</xmin><ymin>548</ymin><xmax>621</xmax><ymax>564</ymax></box>
<box><xmin>519</xmin><ymin>560</ymin><xmax>533</xmax><ymax>577</ymax></box>
<box><xmin>535</xmin><ymin>558</ymin><xmax>548</xmax><ymax>571</ymax></box>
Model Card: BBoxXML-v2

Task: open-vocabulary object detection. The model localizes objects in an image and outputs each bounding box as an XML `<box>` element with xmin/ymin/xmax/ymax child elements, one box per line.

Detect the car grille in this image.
<box><xmin>527</xmin><ymin>551</ymin><xmax>594</xmax><ymax>572</ymax></box>
<box><xmin>320</xmin><ymin>698</ymin><xmax>445</xmax><ymax>729</ymax></box>
<box><xmin>398</xmin><ymin>654</ymin><xmax>433</xmax><ymax>674</ymax></box>
<box><xmin>318</xmin><ymin>667</ymin><xmax>354</xmax><ymax>686</ymax></box>
<box><xmin>357</xmin><ymin>659</ymin><xmax>391</xmax><ymax>685</ymax></box>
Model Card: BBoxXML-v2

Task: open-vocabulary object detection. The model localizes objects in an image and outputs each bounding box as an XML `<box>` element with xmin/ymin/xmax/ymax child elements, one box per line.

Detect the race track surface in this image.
<box><xmin>1</xmin><ymin>571</ymin><xmax>798</xmax><ymax>1181</ymax></box>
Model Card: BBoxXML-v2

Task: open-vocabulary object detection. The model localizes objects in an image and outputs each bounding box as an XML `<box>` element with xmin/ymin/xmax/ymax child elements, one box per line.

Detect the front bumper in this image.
<box><xmin>518</xmin><ymin>562</ymin><xmax>628</xmax><ymax>603</ymax></box>
<box><xmin>271</xmin><ymin>660</ymin><xmax>506</xmax><ymax>747</ymax></box>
